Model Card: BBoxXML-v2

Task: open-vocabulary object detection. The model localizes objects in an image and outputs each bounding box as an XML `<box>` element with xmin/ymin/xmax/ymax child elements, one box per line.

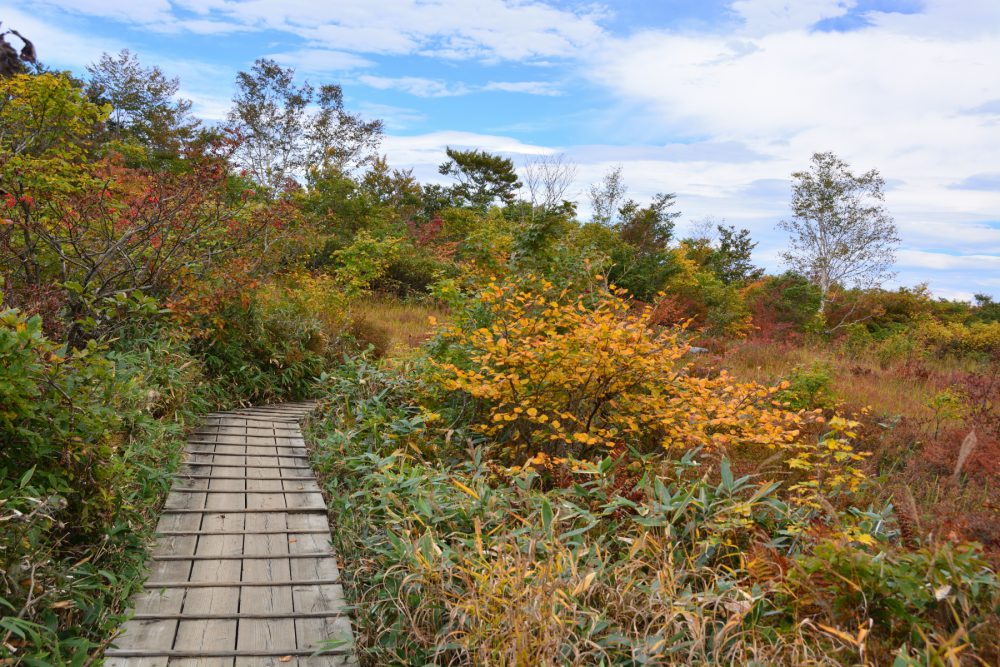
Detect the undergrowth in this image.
<box><xmin>309</xmin><ymin>349</ymin><xmax>999</xmax><ymax>664</ymax></box>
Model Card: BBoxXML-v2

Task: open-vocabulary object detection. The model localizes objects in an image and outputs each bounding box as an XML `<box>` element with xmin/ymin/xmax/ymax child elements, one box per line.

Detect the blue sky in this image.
<box><xmin>3</xmin><ymin>0</ymin><xmax>999</xmax><ymax>299</ymax></box>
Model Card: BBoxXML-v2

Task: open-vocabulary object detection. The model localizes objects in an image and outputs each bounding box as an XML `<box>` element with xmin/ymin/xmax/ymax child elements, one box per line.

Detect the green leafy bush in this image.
<box><xmin>191</xmin><ymin>272</ymin><xmax>349</xmax><ymax>403</ymax></box>
<box><xmin>0</xmin><ymin>299</ymin><xmax>209</xmax><ymax>664</ymax></box>
<box><xmin>776</xmin><ymin>362</ymin><xmax>838</xmax><ymax>410</ymax></box>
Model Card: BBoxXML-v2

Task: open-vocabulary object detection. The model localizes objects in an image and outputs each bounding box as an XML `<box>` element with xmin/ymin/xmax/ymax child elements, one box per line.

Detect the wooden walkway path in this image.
<box><xmin>105</xmin><ymin>402</ymin><xmax>356</xmax><ymax>666</ymax></box>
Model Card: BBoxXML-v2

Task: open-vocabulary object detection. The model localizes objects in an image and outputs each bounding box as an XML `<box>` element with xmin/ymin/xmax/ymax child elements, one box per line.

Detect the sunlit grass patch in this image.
<box><xmin>348</xmin><ymin>295</ymin><xmax>449</xmax><ymax>358</ymax></box>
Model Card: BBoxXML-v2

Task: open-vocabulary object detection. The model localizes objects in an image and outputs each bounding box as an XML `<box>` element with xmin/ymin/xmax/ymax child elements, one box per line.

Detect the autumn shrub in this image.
<box><xmin>917</xmin><ymin>319</ymin><xmax>1000</xmax><ymax>357</ymax></box>
<box><xmin>432</xmin><ymin>277</ymin><xmax>809</xmax><ymax>466</ymax></box>
<box><xmin>0</xmin><ymin>72</ymin><xmax>288</xmax><ymax>346</ymax></box>
<box><xmin>745</xmin><ymin>271</ymin><xmax>822</xmax><ymax>341</ymax></box>
<box><xmin>662</xmin><ymin>245</ymin><xmax>753</xmax><ymax>337</ymax></box>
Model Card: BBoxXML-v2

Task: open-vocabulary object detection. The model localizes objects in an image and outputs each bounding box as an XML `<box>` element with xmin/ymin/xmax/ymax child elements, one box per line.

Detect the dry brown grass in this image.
<box><xmin>720</xmin><ymin>339</ymin><xmax>949</xmax><ymax>420</ymax></box>
<box><xmin>349</xmin><ymin>295</ymin><xmax>449</xmax><ymax>358</ymax></box>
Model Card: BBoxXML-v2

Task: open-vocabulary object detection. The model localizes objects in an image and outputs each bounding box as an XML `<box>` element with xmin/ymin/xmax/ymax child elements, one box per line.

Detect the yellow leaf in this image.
<box><xmin>572</xmin><ymin>571</ymin><xmax>597</xmax><ymax>596</ymax></box>
<box><xmin>453</xmin><ymin>479</ymin><xmax>481</xmax><ymax>500</ymax></box>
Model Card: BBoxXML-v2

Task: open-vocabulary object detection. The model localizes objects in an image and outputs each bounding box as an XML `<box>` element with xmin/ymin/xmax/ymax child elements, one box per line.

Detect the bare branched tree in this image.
<box><xmin>688</xmin><ymin>216</ymin><xmax>722</xmax><ymax>244</ymax></box>
<box><xmin>779</xmin><ymin>151</ymin><xmax>899</xmax><ymax>314</ymax></box>
<box><xmin>588</xmin><ymin>164</ymin><xmax>627</xmax><ymax>225</ymax></box>
<box><xmin>523</xmin><ymin>153</ymin><xmax>577</xmax><ymax>213</ymax></box>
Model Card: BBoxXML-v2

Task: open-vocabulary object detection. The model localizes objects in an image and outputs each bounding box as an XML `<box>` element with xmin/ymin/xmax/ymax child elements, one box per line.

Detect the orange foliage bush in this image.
<box><xmin>433</xmin><ymin>277</ymin><xmax>868</xmax><ymax>505</ymax></box>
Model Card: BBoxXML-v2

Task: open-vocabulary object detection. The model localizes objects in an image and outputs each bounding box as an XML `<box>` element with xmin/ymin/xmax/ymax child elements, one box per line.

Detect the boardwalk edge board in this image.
<box><xmin>131</xmin><ymin>610</ymin><xmax>351</xmax><ymax>620</ymax></box>
<box><xmin>160</xmin><ymin>507</ymin><xmax>328</xmax><ymax>514</ymax></box>
<box><xmin>142</xmin><ymin>578</ymin><xmax>341</xmax><ymax>588</ymax></box>
<box><xmin>169</xmin><ymin>488</ymin><xmax>321</xmax><ymax>494</ymax></box>
<box><xmin>152</xmin><ymin>552</ymin><xmax>335</xmax><ymax>561</ymax></box>
<box><xmin>104</xmin><ymin>649</ymin><xmax>352</xmax><ymax>658</ymax></box>
<box><xmin>155</xmin><ymin>528</ymin><xmax>331</xmax><ymax>536</ymax></box>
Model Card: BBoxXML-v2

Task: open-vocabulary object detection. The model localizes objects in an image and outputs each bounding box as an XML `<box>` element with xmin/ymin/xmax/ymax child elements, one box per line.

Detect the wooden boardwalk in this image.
<box><xmin>105</xmin><ymin>402</ymin><xmax>356</xmax><ymax>667</ymax></box>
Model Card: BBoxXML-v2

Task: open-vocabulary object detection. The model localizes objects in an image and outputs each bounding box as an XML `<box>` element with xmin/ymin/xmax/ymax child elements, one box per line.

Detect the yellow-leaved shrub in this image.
<box><xmin>434</xmin><ymin>278</ymin><xmax>866</xmax><ymax>498</ymax></box>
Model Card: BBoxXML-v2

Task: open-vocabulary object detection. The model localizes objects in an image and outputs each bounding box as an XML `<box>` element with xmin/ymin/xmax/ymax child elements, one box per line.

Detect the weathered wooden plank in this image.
<box><xmin>104</xmin><ymin>656</ymin><xmax>170</xmax><ymax>667</ymax></box>
<box><xmin>109</xmin><ymin>617</ymin><xmax>178</xmax><ymax>656</ymax></box>
<box><xmin>184</xmin><ymin>451</ymin><xmax>310</xmax><ymax>459</ymax></box>
<box><xmin>187</xmin><ymin>440</ymin><xmax>307</xmax><ymax>448</ymax></box>
<box><xmin>181</xmin><ymin>462</ymin><xmax>312</xmax><ymax>469</ymax></box>
<box><xmin>145</xmin><ymin>579</ymin><xmax>340</xmax><ymax>589</ymax></box>
<box><xmin>161</xmin><ymin>508</ymin><xmax>327</xmax><ymax>515</ymax></box>
<box><xmin>173</xmin><ymin>475</ymin><xmax>317</xmax><ymax>482</ymax></box>
<box><xmin>105</xmin><ymin>649</ymin><xmax>349</xmax><ymax>658</ymax></box>
<box><xmin>151</xmin><ymin>551</ymin><xmax>334</xmax><ymax>561</ymax></box>
<box><xmin>156</xmin><ymin>529</ymin><xmax>329</xmax><ymax>537</ymax></box>
<box><xmin>133</xmin><ymin>611</ymin><xmax>347</xmax><ymax>621</ymax></box>
<box><xmin>170</xmin><ymin>488</ymin><xmax>318</xmax><ymax>494</ymax></box>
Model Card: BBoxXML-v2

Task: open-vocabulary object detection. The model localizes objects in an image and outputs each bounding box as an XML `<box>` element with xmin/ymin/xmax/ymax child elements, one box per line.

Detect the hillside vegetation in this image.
<box><xmin>1</xmin><ymin>50</ymin><xmax>997</xmax><ymax>665</ymax></box>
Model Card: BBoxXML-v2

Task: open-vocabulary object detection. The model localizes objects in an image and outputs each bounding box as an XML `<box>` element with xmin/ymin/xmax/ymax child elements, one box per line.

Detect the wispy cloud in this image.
<box><xmin>482</xmin><ymin>81</ymin><xmax>562</xmax><ymax>96</ymax></box>
<box><xmin>38</xmin><ymin>0</ymin><xmax>609</xmax><ymax>63</ymax></box>
<box><xmin>357</xmin><ymin>75</ymin><xmax>470</xmax><ymax>98</ymax></box>
<box><xmin>357</xmin><ymin>76</ymin><xmax>562</xmax><ymax>98</ymax></box>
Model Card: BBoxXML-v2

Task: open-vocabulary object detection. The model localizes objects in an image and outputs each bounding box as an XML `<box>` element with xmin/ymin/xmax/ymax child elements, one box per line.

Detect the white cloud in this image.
<box><xmin>271</xmin><ymin>49</ymin><xmax>374</xmax><ymax>75</ymax></box>
<box><xmin>482</xmin><ymin>81</ymin><xmax>562</xmax><ymax>96</ymax></box>
<box><xmin>897</xmin><ymin>249</ymin><xmax>1000</xmax><ymax>272</ymax></box>
<box><xmin>358</xmin><ymin>75</ymin><xmax>470</xmax><ymax>98</ymax></box>
<box><xmin>384</xmin><ymin>130</ymin><xmax>554</xmax><ymax>162</ymax></box>
<box><xmin>142</xmin><ymin>0</ymin><xmax>607</xmax><ymax>62</ymax></box>
<box><xmin>382</xmin><ymin>130</ymin><xmax>555</xmax><ymax>184</ymax></box>
<box><xmin>357</xmin><ymin>75</ymin><xmax>562</xmax><ymax>98</ymax></box>
<box><xmin>35</xmin><ymin>0</ymin><xmax>173</xmax><ymax>24</ymax></box>
<box><xmin>355</xmin><ymin>102</ymin><xmax>427</xmax><ymax>131</ymax></box>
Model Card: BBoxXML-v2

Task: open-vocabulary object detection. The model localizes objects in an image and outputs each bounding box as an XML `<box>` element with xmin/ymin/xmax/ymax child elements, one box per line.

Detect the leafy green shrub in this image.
<box><xmin>746</xmin><ymin>272</ymin><xmax>822</xmax><ymax>339</ymax></box>
<box><xmin>776</xmin><ymin>362</ymin><xmax>837</xmax><ymax>410</ymax></box>
<box><xmin>377</xmin><ymin>245</ymin><xmax>453</xmax><ymax>296</ymax></box>
<box><xmin>0</xmin><ymin>299</ymin><xmax>205</xmax><ymax>664</ymax></box>
<box><xmin>875</xmin><ymin>330</ymin><xmax>920</xmax><ymax>367</ymax></box>
<box><xmin>1</xmin><ymin>304</ymin><xmax>124</xmax><ymax>533</ymax></box>
<box><xmin>191</xmin><ymin>272</ymin><xmax>347</xmax><ymax>403</ymax></box>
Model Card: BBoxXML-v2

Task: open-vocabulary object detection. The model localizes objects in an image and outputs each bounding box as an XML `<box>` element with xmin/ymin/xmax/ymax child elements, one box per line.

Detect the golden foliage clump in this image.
<box><xmin>435</xmin><ymin>278</ymin><xmax>814</xmax><ymax>463</ymax></box>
